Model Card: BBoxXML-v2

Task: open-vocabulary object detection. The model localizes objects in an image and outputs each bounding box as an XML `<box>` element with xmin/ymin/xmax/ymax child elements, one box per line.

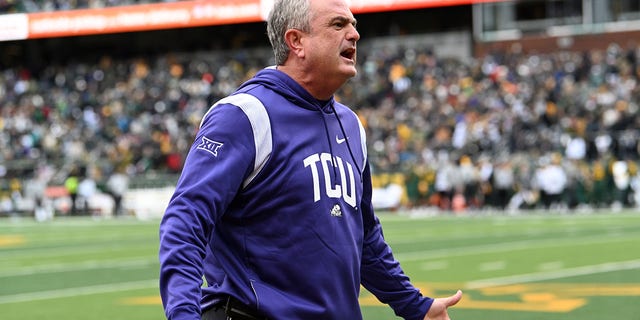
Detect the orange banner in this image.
<box><xmin>22</xmin><ymin>0</ymin><xmax>499</xmax><ymax>39</ymax></box>
<box><xmin>350</xmin><ymin>0</ymin><xmax>500</xmax><ymax>14</ymax></box>
<box><xmin>27</xmin><ymin>0</ymin><xmax>263</xmax><ymax>39</ymax></box>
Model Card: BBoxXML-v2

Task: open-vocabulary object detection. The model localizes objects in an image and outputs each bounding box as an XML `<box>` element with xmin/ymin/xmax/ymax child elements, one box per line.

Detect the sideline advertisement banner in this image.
<box><xmin>27</xmin><ymin>0</ymin><xmax>262</xmax><ymax>39</ymax></box>
<box><xmin>0</xmin><ymin>0</ymin><xmax>494</xmax><ymax>41</ymax></box>
<box><xmin>349</xmin><ymin>0</ymin><xmax>497</xmax><ymax>14</ymax></box>
<box><xmin>0</xmin><ymin>13</ymin><xmax>29</xmax><ymax>41</ymax></box>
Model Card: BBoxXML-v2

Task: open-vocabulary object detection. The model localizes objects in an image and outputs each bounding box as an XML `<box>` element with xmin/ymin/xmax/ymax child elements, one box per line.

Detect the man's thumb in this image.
<box><xmin>445</xmin><ymin>290</ymin><xmax>463</xmax><ymax>307</ymax></box>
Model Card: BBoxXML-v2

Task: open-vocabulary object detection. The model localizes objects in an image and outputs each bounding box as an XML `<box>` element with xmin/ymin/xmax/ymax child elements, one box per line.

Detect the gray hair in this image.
<box><xmin>266</xmin><ymin>0</ymin><xmax>312</xmax><ymax>66</ymax></box>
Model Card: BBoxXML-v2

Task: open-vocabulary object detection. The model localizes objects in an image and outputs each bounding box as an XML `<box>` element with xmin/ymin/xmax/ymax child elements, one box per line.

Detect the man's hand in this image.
<box><xmin>424</xmin><ymin>290</ymin><xmax>463</xmax><ymax>320</ymax></box>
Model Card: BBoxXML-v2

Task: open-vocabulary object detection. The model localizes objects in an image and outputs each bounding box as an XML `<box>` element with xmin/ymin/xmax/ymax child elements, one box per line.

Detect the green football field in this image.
<box><xmin>1</xmin><ymin>210</ymin><xmax>639</xmax><ymax>320</ymax></box>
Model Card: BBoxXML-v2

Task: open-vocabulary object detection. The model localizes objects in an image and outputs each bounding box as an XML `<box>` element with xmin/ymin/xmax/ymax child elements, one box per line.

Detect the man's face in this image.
<box><xmin>304</xmin><ymin>0</ymin><xmax>360</xmax><ymax>82</ymax></box>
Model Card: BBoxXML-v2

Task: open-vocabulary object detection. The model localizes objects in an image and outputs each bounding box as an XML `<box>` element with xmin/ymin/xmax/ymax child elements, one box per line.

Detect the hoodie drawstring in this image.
<box><xmin>318</xmin><ymin>100</ymin><xmax>364</xmax><ymax>186</ymax></box>
<box><xmin>331</xmin><ymin>103</ymin><xmax>363</xmax><ymax>181</ymax></box>
<box><xmin>319</xmin><ymin>107</ymin><xmax>340</xmax><ymax>182</ymax></box>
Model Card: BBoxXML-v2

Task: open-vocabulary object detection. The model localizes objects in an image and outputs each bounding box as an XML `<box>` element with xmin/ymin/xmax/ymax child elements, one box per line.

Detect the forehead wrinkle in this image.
<box><xmin>309</xmin><ymin>1</ymin><xmax>356</xmax><ymax>30</ymax></box>
<box><xmin>329</xmin><ymin>15</ymin><xmax>357</xmax><ymax>26</ymax></box>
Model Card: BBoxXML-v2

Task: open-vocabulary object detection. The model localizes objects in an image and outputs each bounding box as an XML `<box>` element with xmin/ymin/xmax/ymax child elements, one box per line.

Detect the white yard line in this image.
<box><xmin>0</xmin><ymin>257</ymin><xmax>156</xmax><ymax>277</ymax></box>
<box><xmin>0</xmin><ymin>279</ymin><xmax>158</xmax><ymax>304</ymax></box>
<box><xmin>466</xmin><ymin>259</ymin><xmax>640</xmax><ymax>289</ymax></box>
<box><xmin>420</xmin><ymin>260</ymin><xmax>450</xmax><ymax>271</ymax></box>
<box><xmin>0</xmin><ymin>242</ymin><xmax>152</xmax><ymax>261</ymax></box>
<box><xmin>478</xmin><ymin>260</ymin><xmax>507</xmax><ymax>272</ymax></box>
<box><xmin>393</xmin><ymin>233</ymin><xmax>637</xmax><ymax>261</ymax></box>
<box><xmin>538</xmin><ymin>261</ymin><xmax>564</xmax><ymax>271</ymax></box>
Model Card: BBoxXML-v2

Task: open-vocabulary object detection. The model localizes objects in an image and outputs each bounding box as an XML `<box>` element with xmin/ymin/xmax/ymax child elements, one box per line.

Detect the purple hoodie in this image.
<box><xmin>159</xmin><ymin>67</ymin><xmax>433</xmax><ymax>320</ymax></box>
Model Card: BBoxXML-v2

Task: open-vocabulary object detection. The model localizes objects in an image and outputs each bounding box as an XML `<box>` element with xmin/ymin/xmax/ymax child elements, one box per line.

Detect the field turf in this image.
<box><xmin>1</xmin><ymin>210</ymin><xmax>639</xmax><ymax>319</ymax></box>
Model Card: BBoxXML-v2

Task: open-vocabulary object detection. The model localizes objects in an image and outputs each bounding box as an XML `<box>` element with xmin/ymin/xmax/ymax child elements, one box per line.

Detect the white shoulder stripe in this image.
<box><xmin>358</xmin><ymin>118</ymin><xmax>367</xmax><ymax>170</ymax></box>
<box><xmin>202</xmin><ymin>93</ymin><xmax>272</xmax><ymax>188</ymax></box>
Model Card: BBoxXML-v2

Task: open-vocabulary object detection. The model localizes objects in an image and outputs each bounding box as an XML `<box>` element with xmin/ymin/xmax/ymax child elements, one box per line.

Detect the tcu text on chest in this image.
<box><xmin>303</xmin><ymin>153</ymin><xmax>357</xmax><ymax>208</ymax></box>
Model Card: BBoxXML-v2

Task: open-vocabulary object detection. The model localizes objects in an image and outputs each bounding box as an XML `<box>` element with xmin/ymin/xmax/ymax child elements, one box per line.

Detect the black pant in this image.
<box><xmin>201</xmin><ymin>297</ymin><xmax>268</xmax><ymax>320</ymax></box>
<box><xmin>202</xmin><ymin>307</ymin><xmax>229</xmax><ymax>320</ymax></box>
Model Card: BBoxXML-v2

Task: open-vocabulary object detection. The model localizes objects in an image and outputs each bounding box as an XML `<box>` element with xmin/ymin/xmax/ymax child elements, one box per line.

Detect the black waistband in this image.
<box><xmin>205</xmin><ymin>296</ymin><xmax>268</xmax><ymax>320</ymax></box>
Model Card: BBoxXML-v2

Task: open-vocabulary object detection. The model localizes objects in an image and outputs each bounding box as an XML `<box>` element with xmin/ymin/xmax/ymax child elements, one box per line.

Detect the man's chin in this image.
<box><xmin>342</xmin><ymin>66</ymin><xmax>358</xmax><ymax>78</ymax></box>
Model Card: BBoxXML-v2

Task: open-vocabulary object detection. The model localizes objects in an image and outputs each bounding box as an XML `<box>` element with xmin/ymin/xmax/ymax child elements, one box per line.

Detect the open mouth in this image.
<box><xmin>340</xmin><ymin>48</ymin><xmax>356</xmax><ymax>61</ymax></box>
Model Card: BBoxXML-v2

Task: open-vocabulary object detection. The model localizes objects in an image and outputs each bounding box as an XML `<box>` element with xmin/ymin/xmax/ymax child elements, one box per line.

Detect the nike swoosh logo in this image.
<box><xmin>336</xmin><ymin>136</ymin><xmax>346</xmax><ymax>144</ymax></box>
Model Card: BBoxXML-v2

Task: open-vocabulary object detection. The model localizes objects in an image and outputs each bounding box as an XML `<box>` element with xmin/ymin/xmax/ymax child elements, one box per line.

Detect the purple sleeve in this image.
<box><xmin>158</xmin><ymin>103</ymin><xmax>256</xmax><ymax>320</ymax></box>
<box><xmin>359</xmin><ymin>163</ymin><xmax>434</xmax><ymax>320</ymax></box>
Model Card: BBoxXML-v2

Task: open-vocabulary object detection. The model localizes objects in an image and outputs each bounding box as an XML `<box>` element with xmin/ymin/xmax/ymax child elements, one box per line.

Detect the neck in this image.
<box><xmin>276</xmin><ymin>64</ymin><xmax>338</xmax><ymax>100</ymax></box>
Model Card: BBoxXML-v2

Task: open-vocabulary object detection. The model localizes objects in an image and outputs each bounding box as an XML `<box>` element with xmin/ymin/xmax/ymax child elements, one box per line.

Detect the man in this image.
<box><xmin>159</xmin><ymin>0</ymin><xmax>462</xmax><ymax>319</ymax></box>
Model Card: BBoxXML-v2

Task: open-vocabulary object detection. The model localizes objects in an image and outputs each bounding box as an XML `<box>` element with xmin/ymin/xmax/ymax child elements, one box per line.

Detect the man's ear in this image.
<box><xmin>284</xmin><ymin>29</ymin><xmax>305</xmax><ymax>58</ymax></box>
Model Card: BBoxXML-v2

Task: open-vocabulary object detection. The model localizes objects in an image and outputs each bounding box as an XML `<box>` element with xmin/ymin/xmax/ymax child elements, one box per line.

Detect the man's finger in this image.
<box><xmin>445</xmin><ymin>290</ymin><xmax>463</xmax><ymax>307</ymax></box>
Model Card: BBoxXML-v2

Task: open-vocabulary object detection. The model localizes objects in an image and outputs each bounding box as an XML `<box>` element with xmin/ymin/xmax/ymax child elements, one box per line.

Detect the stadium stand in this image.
<box><xmin>1</xmin><ymin>1</ymin><xmax>639</xmax><ymax>217</ymax></box>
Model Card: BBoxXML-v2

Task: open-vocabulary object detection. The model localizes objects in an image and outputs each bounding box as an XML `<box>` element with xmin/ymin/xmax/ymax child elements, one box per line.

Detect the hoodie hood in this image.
<box><xmin>237</xmin><ymin>67</ymin><xmax>335</xmax><ymax>113</ymax></box>
<box><xmin>238</xmin><ymin>67</ymin><xmax>357</xmax><ymax>182</ymax></box>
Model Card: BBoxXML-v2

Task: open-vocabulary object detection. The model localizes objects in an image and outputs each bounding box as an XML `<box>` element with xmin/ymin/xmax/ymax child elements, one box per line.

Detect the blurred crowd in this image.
<box><xmin>0</xmin><ymin>0</ymin><xmax>178</xmax><ymax>13</ymax></box>
<box><xmin>352</xmin><ymin>42</ymin><xmax>640</xmax><ymax>211</ymax></box>
<box><xmin>1</xmin><ymin>37</ymin><xmax>640</xmax><ymax>215</ymax></box>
